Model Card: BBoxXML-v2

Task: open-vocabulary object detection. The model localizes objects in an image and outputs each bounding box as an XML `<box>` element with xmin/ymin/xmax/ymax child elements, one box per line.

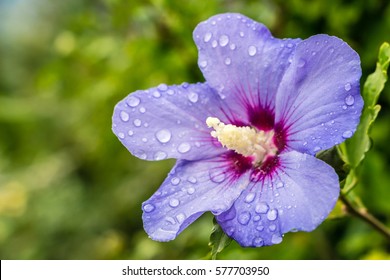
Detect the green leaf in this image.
<box><xmin>208</xmin><ymin>218</ymin><xmax>232</xmax><ymax>260</ymax></box>
<box><xmin>339</xmin><ymin>42</ymin><xmax>390</xmax><ymax>170</ymax></box>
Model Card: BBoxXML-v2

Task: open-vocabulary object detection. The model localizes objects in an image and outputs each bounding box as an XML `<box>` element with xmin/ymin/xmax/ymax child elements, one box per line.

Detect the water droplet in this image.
<box><xmin>239</xmin><ymin>31</ymin><xmax>244</xmax><ymax>37</ymax></box>
<box><xmin>244</xmin><ymin>192</ymin><xmax>255</xmax><ymax>203</ymax></box>
<box><xmin>171</xmin><ymin>177</ymin><xmax>180</xmax><ymax>185</ymax></box>
<box><xmin>203</xmin><ymin>32</ymin><xmax>212</xmax><ymax>42</ymax></box>
<box><xmin>212</xmin><ymin>40</ymin><xmax>218</xmax><ymax>48</ymax></box>
<box><xmin>139</xmin><ymin>153</ymin><xmax>147</xmax><ymax>160</ymax></box>
<box><xmin>176</xmin><ymin>213</ymin><xmax>186</xmax><ymax>223</ymax></box>
<box><xmin>152</xmin><ymin>91</ymin><xmax>161</xmax><ymax>98</ymax></box>
<box><xmin>229</xmin><ymin>43</ymin><xmax>236</xmax><ymax>50</ymax></box>
<box><xmin>133</xmin><ymin>119</ymin><xmax>142</xmax><ymax>127</ymax></box>
<box><xmin>187</xmin><ymin>187</ymin><xmax>195</xmax><ymax>195</ymax></box>
<box><xmin>154</xmin><ymin>151</ymin><xmax>167</xmax><ymax>160</ymax></box>
<box><xmin>209</xmin><ymin>169</ymin><xmax>226</xmax><ymax>183</ymax></box>
<box><xmin>157</xmin><ymin>83</ymin><xmax>168</xmax><ymax>91</ymax></box>
<box><xmin>314</xmin><ymin>146</ymin><xmax>321</xmax><ymax>152</ymax></box>
<box><xmin>167</xmin><ymin>89</ymin><xmax>175</xmax><ymax>95</ymax></box>
<box><xmin>143</xmin><ymin>203</ymin><xmax>155</xmax><ymax>213</ymax></box>
<box><xmin>248</xmin><ymin>45</ymin><xmax>257</xmax><ymax>56</ymax></box>
<box><xmin>187</xmin><ymin>176</ymin><xmax>197</xmax><ymax>184</ymax></box>
<box><xmin>155</xmin><ymin>129</ymin><xmax>172</xmax><ymax>143</ymax></box>
<box><xmin>287</xmin><ymin>43</ymin><xmax>293</xmax><ymax>48</ymax></box>
<box><xmin>329</xmin><ymin>47</ymin><xmax>335</xmax><ymax>53</ymax></box>
<box><xmin>169</xmin><ymin>198</ymin><xmax>180</xmax><ymax>208</ymax></box>
<box><xmin>127</xmin><ymin>95</ymin><xmax>140</xmax><ymax>107</ymax></box>
<box><xmin>276</xmin><ymin>182</ymin><xmax>284</xmax><ymax>189</ymax></box>
<box><xmin>269</xmin><ymin>224</ymin><xmax>276</xmax><ymax>232</ymax></box>
<box><xmin>271</xmin><ymin>234</ymin><xmax>283</xmax><ymax>244</ymax></box>
<box><xmin>165</xmin><ymin>216</ymin><xmax>176</xmax><ymax>225</ymax></box>
<box><xmin>253</xmin><ymin>237</ymin><xmax>264</xmax><ymax>246</ymax></box>
<box><xmin>256</xmin><ymin>225</ymin><xmax>264</xmax><ymax>232</ymax></box>
<box><xmin>142</xmin><ymin>137</ymin><xmax>147</xmax><ymax>143</ymax></box>
<box><xmin>139</xmin><ymin>107</ymin><xmax>146</xmax><ymax>113</ymax></box>
<box><xmin>255</xmin><ymin>202</ymin><xmax>269</xmax><ymax>214</ymax></box>
<box><xmin>224</xmin><ymin>57</ymin><xmax>231</xmax><ymax>65</ymax></box>
<box><xmin>187</xmin><ymin>92</ymin><xmax>198</xmax><ymax>103</ymax></box>
<box><xmin>120</xmin><ymin>111</ymin><xmax>129</xmax><ymax>122</ymax></box>
<box><xmin>199</xmin><ymin>60</ymin><xmax>207</xmax><ymax>68</ymax></box>
<box><xmin>267</xmin><ymin>209</ymin><xmax>278</xmax><ymax>221</ymax></box>
<box><xmin>177</xmin><ymin>142</ymin><xmax>191</xmax><ymax>153</ymax></box>
<box><xmin>342</xmin><ymin>130</ymin><xmax>353</xmax><ymax>138</ymax></box>
<box><xmin>219</xmin><ymin>35</ymin><xmax>229</xmax><ymax>47</ymax></box>
<box><xmin>118</xmin><ymin>132</ymin><xmax>125</xmax><ymax>139</ymax></box>
<box><xmin>127</xmin><ymin>130</ymin><xmax>134</xmax><ymax>136</ymax></box>
<box><xmin>238</xmin><ymin>211</ymin><xmax>251</xmax><ymax>225</ymax></box>
<box><xmin>345</xmin><ymin>94</ymin><xmax>355</xmax><ymax>106</ymax></box>
<box><xmin>297</xmin><ymin>58</ymin><xmax>306</xmax><ymax>68</ymax></box>
<box><xmin>253</xmin><ymin>215</ymin><xmax>261</xmax><ymax>222</ymax></box>
<box><xmin>344</xmin><ymin>83</ymin><xmax>352</xmax><ymax>91</ymax></box>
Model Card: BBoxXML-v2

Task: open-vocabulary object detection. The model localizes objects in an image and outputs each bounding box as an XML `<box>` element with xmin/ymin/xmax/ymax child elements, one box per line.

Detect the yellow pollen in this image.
<box><xmin>206</xmin><ymin>117</ymin><xmax>277</xmax><ymax>163</ymax></box>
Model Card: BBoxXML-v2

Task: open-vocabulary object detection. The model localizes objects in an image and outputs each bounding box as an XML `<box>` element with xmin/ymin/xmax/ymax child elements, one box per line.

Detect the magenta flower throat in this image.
<box><xmin>112</xmin><ymin>13</ymin><xmax>363</xmax><ymax>247</ymax></box>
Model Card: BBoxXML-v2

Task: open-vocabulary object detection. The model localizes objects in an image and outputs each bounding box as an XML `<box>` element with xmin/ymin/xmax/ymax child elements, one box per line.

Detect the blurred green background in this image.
<box><xmin>0</xmin><ymin>0</ymin><xmax>389</xmax><ymax>260</ymax></box>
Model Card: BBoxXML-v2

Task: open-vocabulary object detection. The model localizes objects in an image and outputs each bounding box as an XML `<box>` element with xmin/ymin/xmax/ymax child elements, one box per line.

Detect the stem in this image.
<box><xmin>340</xmin><ymin>194</ymin><xmax>390</xmax><ymax>242</ymax></box>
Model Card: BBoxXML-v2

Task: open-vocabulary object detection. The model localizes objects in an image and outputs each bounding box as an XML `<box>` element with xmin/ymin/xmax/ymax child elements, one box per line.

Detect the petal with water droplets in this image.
<box><xmin>112</xmin><ymin>83</ymin><xmax>227</xmax><ymax>161</ymax></box>
<box><xmin>142</xmin><ymin>158</ymin><xmax>250</xmax><ymax>242</ymax></box>
<box><xmin>216</xmin><ymin>151</ymin><xmax>339</xmax><ymax>247</ymax></box>
<box><xmin>275</xmin><ymin>35</ymin><xmax>363</xmax><ymax>155</ymax></box>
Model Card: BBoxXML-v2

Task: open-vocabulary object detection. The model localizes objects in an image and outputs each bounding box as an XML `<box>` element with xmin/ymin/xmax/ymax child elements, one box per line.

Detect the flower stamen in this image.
<box><xmin>206</xmin><ymin>117</ymin><xmax>277</xmax><ymax>164</ymax></box>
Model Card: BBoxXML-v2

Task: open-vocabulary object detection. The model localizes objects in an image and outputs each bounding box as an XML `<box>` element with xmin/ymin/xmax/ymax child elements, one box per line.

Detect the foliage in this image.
<box><xmin>0</xmin><ymin>0</ymin><xmax>390</xmax><ymax>259</ymax></box>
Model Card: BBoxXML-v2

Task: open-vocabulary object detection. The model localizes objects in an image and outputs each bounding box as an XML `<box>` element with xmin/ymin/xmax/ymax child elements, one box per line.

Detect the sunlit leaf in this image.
<box><xmin>208</xmin><ymin>218</ymin><xmax>232</xmax><ymax>260</ymax></box>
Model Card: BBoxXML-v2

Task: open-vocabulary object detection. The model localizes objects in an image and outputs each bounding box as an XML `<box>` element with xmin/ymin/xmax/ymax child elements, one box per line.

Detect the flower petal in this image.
<box><xmin>193</xmin><ymin>13</ymin><xmax>300</xmax><ymax>126</ymax></box>
<box><xmin>112</xmin><ymin>82</ymin><xmax>227</xmax><ymax>161</ymax></box>
<box><xmin>216</xmin><ymin>151</ymin><xmax>339</xmax><ymax>247</ymax></box>
<box><xmin>275</xmin><ymin>35</ymin><xmax>363</xmax><ymax>155</ymax></box>
<box><xmin>142</xmin><ymin>157</ymin><xmax>250</xmax><ymax>241</ymax></box>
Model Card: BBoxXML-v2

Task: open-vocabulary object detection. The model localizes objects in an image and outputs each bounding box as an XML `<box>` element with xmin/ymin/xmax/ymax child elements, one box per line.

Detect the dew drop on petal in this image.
<box><xmin>133</xmin><ymin>119</ymin><xmax>142</xmax><ymax>127</ymax></box>
<box><xmin>157</xmin><ymin>83</ymin><xmax>168</xmax><ymax>91</ymax></box>
<box><xmin>177</xmin><ymin>142</ymin><xmax>191</xmax><ymax>153</ymax></box>
<box><xmin>154</xmin><ymin>151</ymin><xmax>167</xmax><ymax>160</ymax></box>
<box><xmin>187</xmin><ymin>92</ymin><xmax>199</xmax><ymax>103</ymax></box>
<box><xmin>176</xmin><ymin>213</ymin><xmax>186</xmax><ymax>223</ymax></box>
<box><xmin>267</xmin><ymin>209</ymin><xmax>278</xmax><ymax>221</ymax></box>
<box><xmin>139</xmin><ymin>107</ymin><xmax>146</xmax><ymax>113</ymax></box>
<box><xmin>238</xmin><ymin>211</ymin><xmax>251</xmax><ymax>225</ymax></box>
<box><xmin>209</xmin><ymin>169</ymin><xmax>226</xmax><ymax>183</ymax></box>
<box><xmin>120</xmin><ymin>111</ymin><xmax>129</xmax><ymax>122</ymax></box>
<box><xmin>253</xmin><ymin>215</ymin><xmax>261</xmax><ymax>222</ymax></box>
<box><xmin>169</xmin><ymin>198</ymin><xmax>180</xmax><ymax>208</ymax></box>
<box><xmin>297</xmin><ymin>58</ymin><xmax>306</xmax><ymax>68</ymax></box>
<box><xmin>152</xmin><ymin>91</ymin><xmax>161</xmax><ymax>98</ymax></box>
<box><xmin>171</xmin><ymin>177</ymin><xmax>180</xmax><ymax>185</ymax></box>
<box><xmin>143</xmin><ymin>203</ymin><xmax>155</xmax><ymax>213</ymax></box>
<box><xmin>276</xmin><ymin>182</ymin><xmax>284</xmax><ymax>189</ymax></box>
<box><xmin>239</xmin><ymin>31</ymin><xmax>244</xmax><ymax>37</ymax></box>
<box><xmin>344</xmin><ymin>83</ymin><xmax>352</xmax><ymax>91</ymax></box>
<box><xmin>187</xmin><ymin>187</ymin><xmax>195</xmax><ymax>195</ymax></box>
<box><xmin>224</xmin><ymin>57</ymin><xmax>231</xmax><ymax>65</ymax></box>
<box><xmin>204</xmin><ymin>32</ymin><xmax>212</xmax><ymax>42</ymax></box>
<box><xmin>244</xmin><ymin>192</ymin><xmax>256</xmax><ymax>203</ymax></box>
<box><xmin>342</xmin><ymin>130</ymin><xmax>353</xmax><ymax>139</ymax></box>
<box><xmin>255</xmin><ymin>202</ymin><xmax>269</xmax><ymax>214</ymax></box>
<box><xmin>256</xmin><ymin>225</ymin><xmax>264</xmax><ymax>232</ymax></box>
<box><xmin>212</xmin><ymin>40</ymin><xmax>218</xmax><ymax>48</ymax></box>
<box><xmin>187</xmin><ymin>176</ymin><xmax>197</xmax><ymax>184</ymax></box>
<box><xmin>345</xmin><ymin>94</ymin><xmax>355</xmax><ymax>106</ymax></box>
<box><xmin>314</xmin><ymin>146</ymin><xmax>321</xmax><ymax>153</ymax></box>
<box><xmin>269</xmin><ymin>224</ymin><xmax>277</xmax><ymax>232</ymax></box>
<box><xmin>199</xmin><ymin>60</ymin><xmax>207</xmax><ymax>68</ymax></box>
<box><xmin>167</xmin><ymin>89</ymin><xmax>175</xmax><ymax>95</ymax></box>
<box><xmin>127</xmin><ymin>130</ymin><xmax>134</xmax><ymax>136</ymax></box>
<box><xmin>271</xmin><ymin>234</ymin><xmax>283</xmax><ymax>244</ymax></box>
<box><xmin>155</xmin><ymin>129</ymin><xmax>172</xmax><ymax>143</ymax></box>
<box><xmin>253</xmin><ymin>237</ymin><xmax>264</xmax><ymax>246</ymax></box>
<box><xmin>142</xmin><ymin>137</ymin><xmax>147</xmax><ymax>143</ymax></box>
<box><xmin>229</xmin><ymin>43</ymin><xmax>236</xmax><ymax>50</ymax></box>
<box><xmin>219</xmin><ymin>34</ymin><xmax>229</xmax><ymax>47</ymax></box>
<box><xmin>248</xmin><ymin>45</ymin><xmax>257</xmax><ymax>56</ymax></box>
<box><xmin>127</xmin><ymin>95</ymin><xmax>140</xmax><ymax>107</ymax></box>
<box><xmin>118</xmin><ymin>132</ymin><xmax>125</xmax><ymax>139</ymax></box>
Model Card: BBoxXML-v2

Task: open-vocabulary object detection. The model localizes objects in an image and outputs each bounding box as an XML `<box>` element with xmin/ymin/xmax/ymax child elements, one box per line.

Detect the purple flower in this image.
<box><xmin>112</xmin><ymin>13</ymin><xmax>362</xmax><ymax>247</ymax></box>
